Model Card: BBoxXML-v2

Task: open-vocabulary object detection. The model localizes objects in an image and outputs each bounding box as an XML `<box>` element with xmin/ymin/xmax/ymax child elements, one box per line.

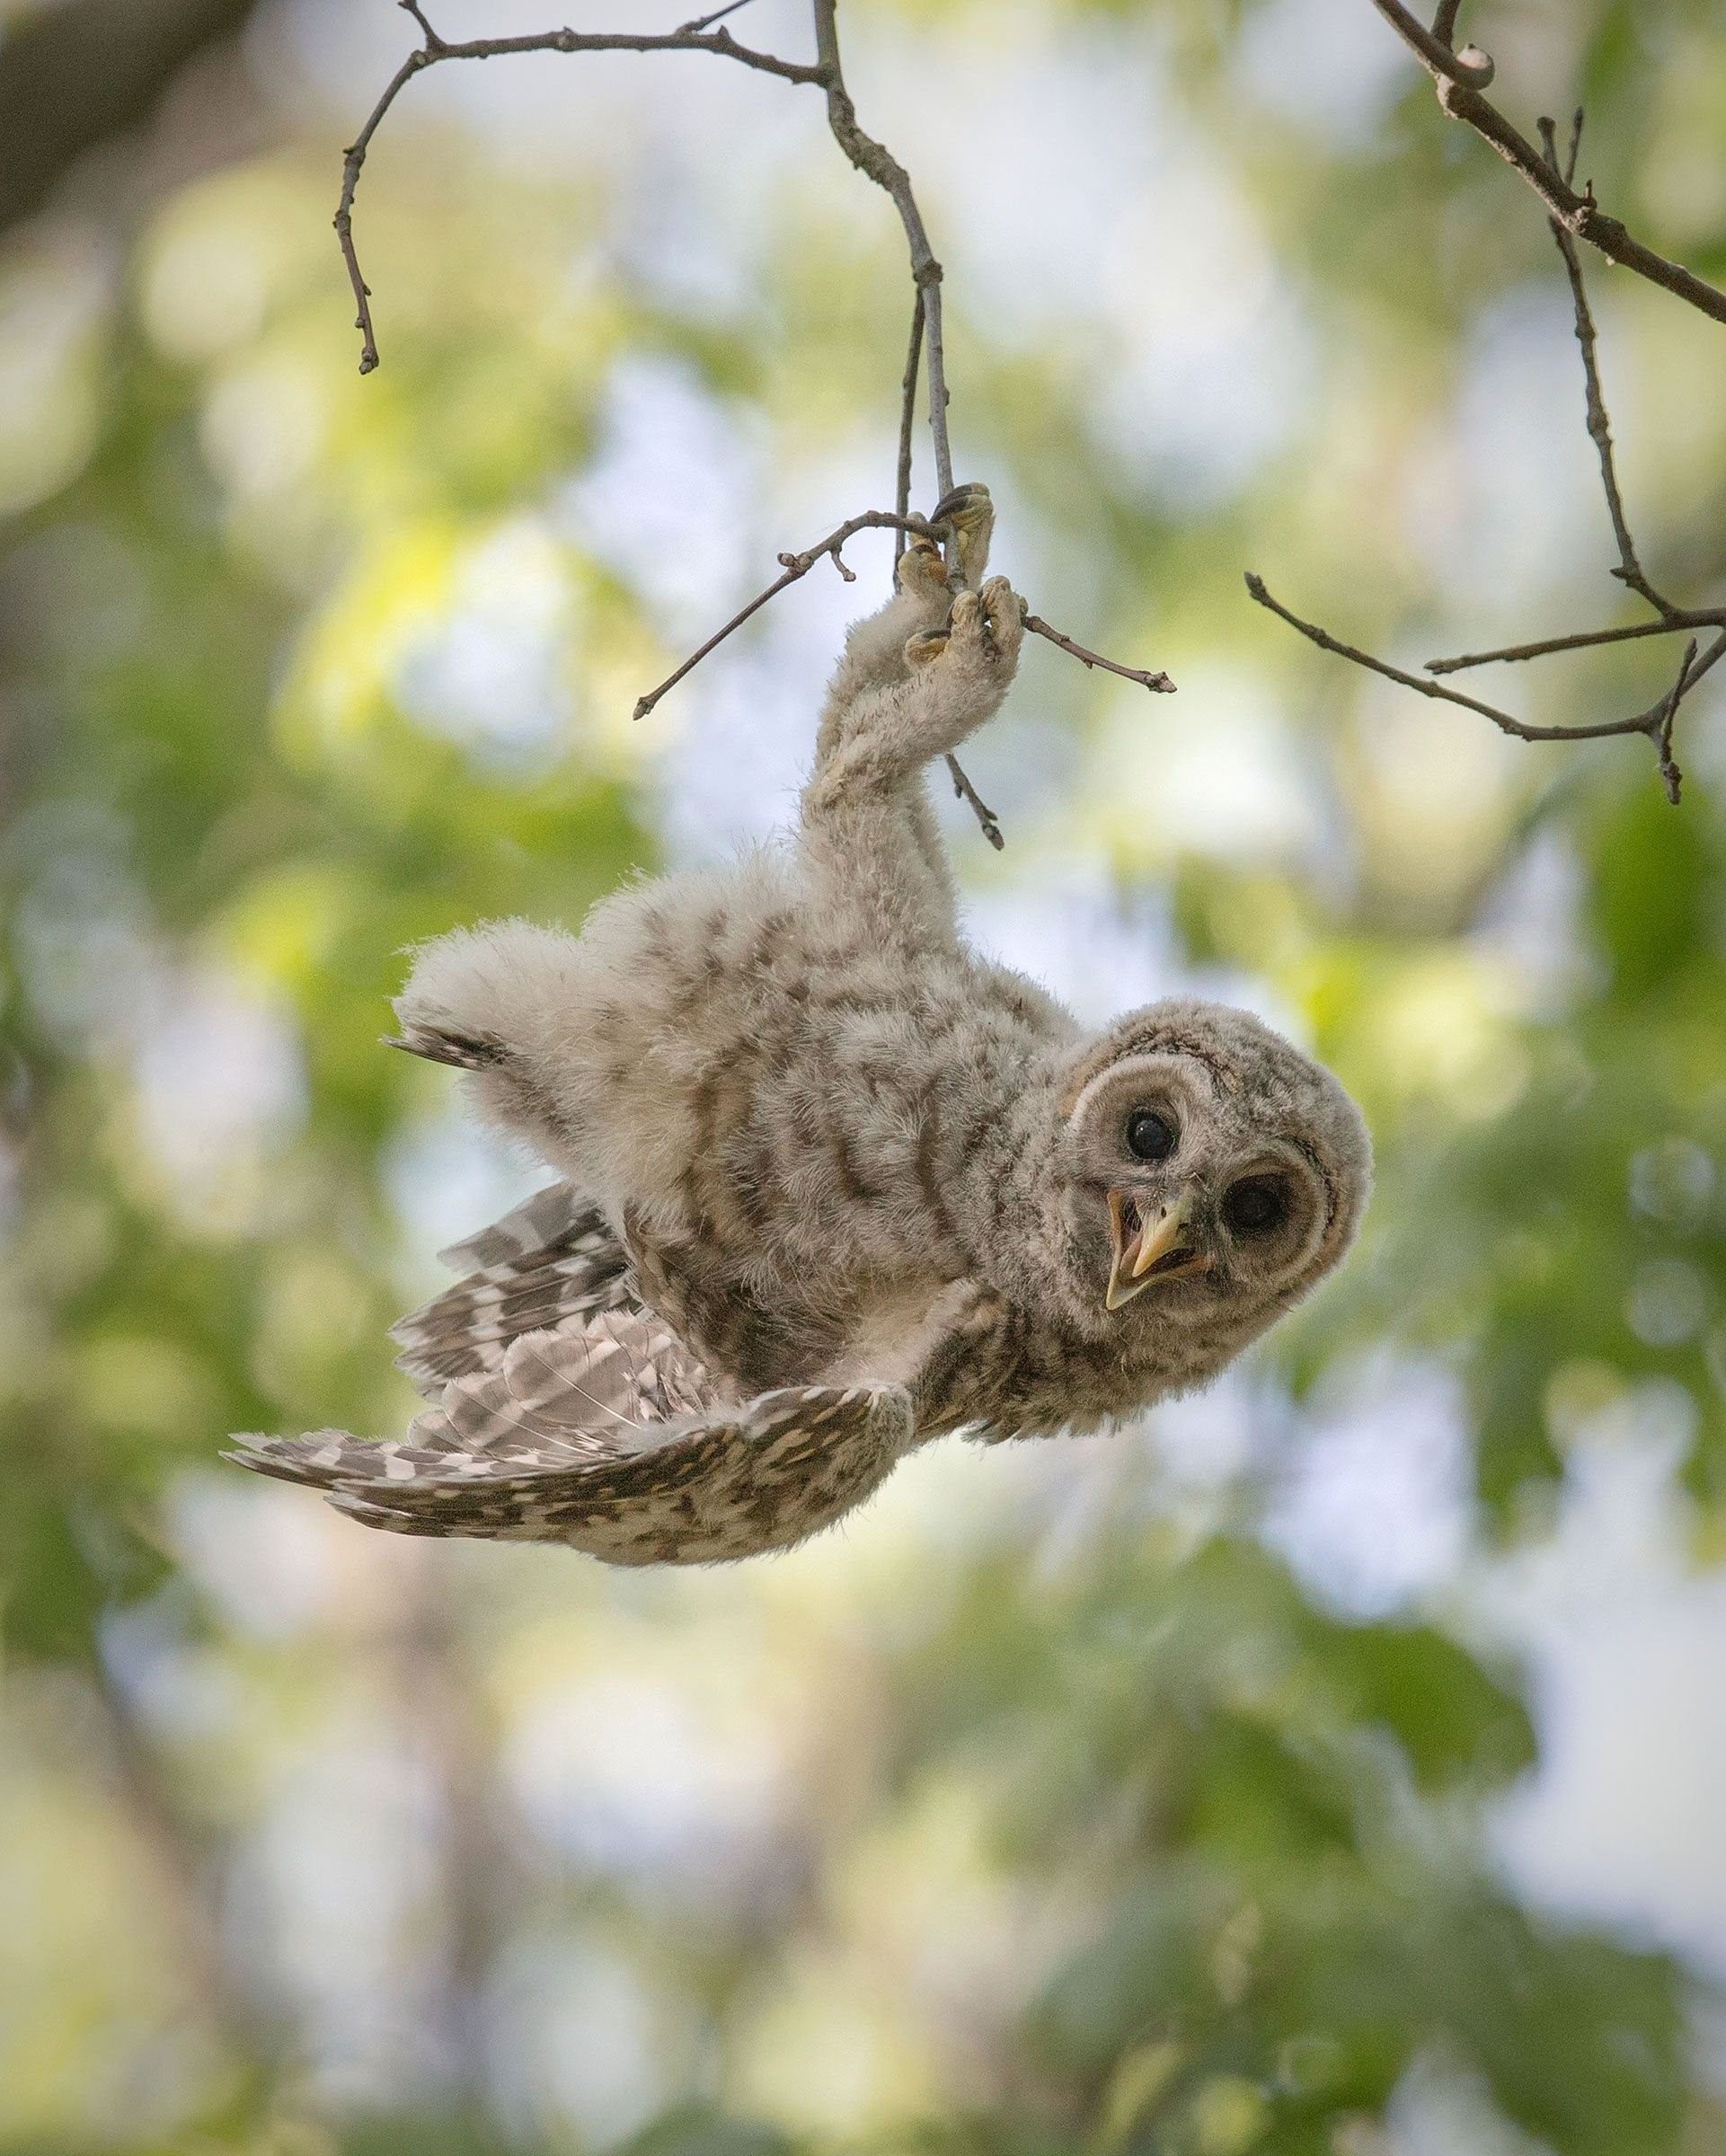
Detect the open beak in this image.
<box><xmin>1105</xmin><ymin>1189</ymin><xmax>1214</xmax><ymax>1311</ymax></box>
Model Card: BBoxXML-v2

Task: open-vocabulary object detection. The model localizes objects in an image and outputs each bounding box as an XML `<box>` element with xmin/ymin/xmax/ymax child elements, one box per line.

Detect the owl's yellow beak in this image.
<box><xmin>1105</xmin><ymin>1189</ymin><xmax>1212</xmax><ymax>1311</ymax></box>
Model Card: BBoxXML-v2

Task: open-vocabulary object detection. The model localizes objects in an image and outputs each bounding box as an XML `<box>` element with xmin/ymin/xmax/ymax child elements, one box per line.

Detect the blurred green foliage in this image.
<box><xmin>3</xmin><ymin>0</ymin><xmax>1725</xmax><ymax>2150</ymax></box>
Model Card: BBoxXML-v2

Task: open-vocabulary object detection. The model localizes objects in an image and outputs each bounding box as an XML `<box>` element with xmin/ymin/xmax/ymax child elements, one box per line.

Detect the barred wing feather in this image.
<box><xmin>229</xmin><ymin>1313</ymin><xmax>915</xmax><ymax>1566</ymax></box>
<box><xmin>391</xmin><ymin>1184</ymin><xmax>639</xmax><ymax>1398</ymax></box>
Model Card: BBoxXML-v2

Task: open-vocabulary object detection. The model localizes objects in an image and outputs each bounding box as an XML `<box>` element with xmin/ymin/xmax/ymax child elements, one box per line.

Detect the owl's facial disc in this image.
<box><xmin>1104</xmin><ymin>1188</ymin><xmax>1213</xmax><ymax>1311</ymax></box>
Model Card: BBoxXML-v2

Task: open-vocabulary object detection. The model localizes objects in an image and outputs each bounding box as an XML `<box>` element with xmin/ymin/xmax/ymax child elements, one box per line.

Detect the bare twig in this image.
<box><xmin>676</xmin><ymin>0</ymin><xmax>757</xmax><ymax>34</ymax></box>
<box><xmin>945</xmin><ymin>758</ymin><xmax>1005</xmax><ymax>850</ymax></box>
<box><xmin>1246</xmin><ymin>574</ymin><xmax>1718</xmax><ymax>799</ymax></box>
<box><xmin>339</xmin><ymin>0</ymin><xmax>1172</xmax><ymax>844</ymax></box>
<box><xmin>1536</xmin><ymin>113</ymin><xmax>1673</xmax><ymax>614</ymax></box>
<box><xmin>1427</xmin><ymin>614</ymin><xmax>1718</xmax><ymax>675</ymax></box>
<box><xmin>1368</xmin><ymin>0</ymin><xmax>1726</xmax><ymax>325</ymax></box>
<box><xmin>1252</xmin><ymin>89</ymin><xmax>1722</xmax><ymax>801</ymax></box>
<box><xmin>1024</xmin><ymin>614</ymin><xmax>1175</xmax><ymax>694</ymax></box>
<box><xmin>1371</xmin><ymin>0</ymin><xmax>1494</xmax><ymax>87</ymax></box>
<box><xmin>632</xmin><ymin>510</ymin><xmax>933</xmax><ymax>722</ymax></box>
<box><xmin>894</xmin><ymin>291</ymin><xmax>925</xmax><ymax>569</ymax></box>
<box><xmin>814</xmin><ymin>0</ymin><xmax>1007</xmax><ymax>827</ymax></box>
<box><xmin>1429</xmin><ymin>1</ymin><xmax>1465</xmax><ymax>49</ymax></box>
<box><xmin>811</xmin><ymin>0</ymin><xmax>952</xmax><ymax>498</ymax></box>
<box><xmin>334</xmin><ymin>11</ymin><xmax>826</xmax><ymax>374</ymax></box>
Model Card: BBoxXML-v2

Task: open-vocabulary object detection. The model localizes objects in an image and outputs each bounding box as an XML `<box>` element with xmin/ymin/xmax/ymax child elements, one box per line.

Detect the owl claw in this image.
<box><xmin>930</xmin><ymin>481</ymin><xmax>993</xmax><ymax>585</ymax></box>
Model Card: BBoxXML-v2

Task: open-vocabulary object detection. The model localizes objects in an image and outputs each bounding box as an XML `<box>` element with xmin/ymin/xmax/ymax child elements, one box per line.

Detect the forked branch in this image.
<box><xmin>1250</xmin><ymin>103</ymin><xmax>1724</xmax><ymax>802</ymax></box>
<box><xmin>333</xmin><ymin>0</ymin><xmax>1175</xmax><ymax>847</ymax></box>
<box><xmin>1368</xmin><ymin>0</ymin><xmax>1726</xmax><ymax>325</ymax></box>
<box><xmin>633</xmin><ymin>507</ymin><xmax>1179</xmax><ymax>844</ymax></box>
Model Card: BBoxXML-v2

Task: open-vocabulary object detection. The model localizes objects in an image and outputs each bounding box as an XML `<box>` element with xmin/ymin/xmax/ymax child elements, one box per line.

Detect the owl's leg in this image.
<box><xmin>810</xmin><ymin>488</ymin><xmax>995</xmax><ymax>930</ymax></box>
<box><xmin>819</xmin><ymin>530</ymin><xmax>952</xmax><ymax>725</ymax></box>
<box><xmin>800</xmin><ymin>575</ymin><xmax>1023</xmax><ymax>941</ymax></box>
<box><xmin>800</xmin><ymin>573</ymin><xmax>1022</xmax><ymax>941</ymax></box>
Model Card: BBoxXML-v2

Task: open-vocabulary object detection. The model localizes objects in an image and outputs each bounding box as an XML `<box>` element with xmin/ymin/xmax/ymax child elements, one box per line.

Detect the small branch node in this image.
<box><xmin>399</xmin><ymin>0</ymin><xmax>445</xmax><ymax>50</ymax></box>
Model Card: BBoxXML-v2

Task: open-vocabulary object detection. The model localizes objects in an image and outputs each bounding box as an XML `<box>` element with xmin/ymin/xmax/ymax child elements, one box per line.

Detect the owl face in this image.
<box><xmin>1053</xmin><ymin>1002</ymin><xmax>1369</xmax><ymax>1339</ymax></box>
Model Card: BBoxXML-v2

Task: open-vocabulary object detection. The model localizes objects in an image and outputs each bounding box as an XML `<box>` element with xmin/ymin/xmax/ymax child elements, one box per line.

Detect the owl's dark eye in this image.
<box><xmin>1126</xmin><ymin>1108</ymin><xmax>1178</xmax><ymax>1162</ymax></box>
<box><xmin>1223</xmin><ymin>1175</ymin><xmax>1288</xmax><ymax>1237</ymax></box>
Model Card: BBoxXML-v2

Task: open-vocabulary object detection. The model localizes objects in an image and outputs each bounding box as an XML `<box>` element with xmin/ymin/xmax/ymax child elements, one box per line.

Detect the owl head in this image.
<box><xmin>1050</xmin><ymin>1000</ymin><xmax>1370</xmax><ymax>1349</ymax></box>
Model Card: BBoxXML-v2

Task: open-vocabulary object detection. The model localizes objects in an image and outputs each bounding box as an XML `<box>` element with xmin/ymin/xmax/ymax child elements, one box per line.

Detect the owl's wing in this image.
<box><xmin>390</xmin><ymin>1182</ymin><xmax>640</xmax><ymax>1399</ymax></box>
<box><xmin>227</xmin><ymin>1313</ymin><xmax>915</xmax><ymax>1567</ymax></box>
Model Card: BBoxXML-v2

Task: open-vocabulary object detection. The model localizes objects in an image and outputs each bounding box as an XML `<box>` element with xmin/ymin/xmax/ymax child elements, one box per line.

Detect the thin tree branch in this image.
<box><xmin>338</xmin><ymin>0</ymin><xmax>1171</xmax><ymax>844</ymax></box>
<box><xmin>1246</xmin><ymin>573</ymin><xmax>1714</xmax><ymax>799</ymax></box>
<box><xmin>633</xmin><ymin>511</ymin><xmax>1175</xmax><ymax>840</ymax></box>
<box><xmin>1427</xmin><ymin>613</ymin><xmax>1722</xmax><ymax>675</ymax></box>
<box><xmin>1371</xmin><ymin>0</ymin><xmax>1494</xmax><ymax>87</ymax></box>
<box><xmin>1023</xmin><ymin>614</ymin><xmax>1175</xmax><ymax>694</ymax></box>
<box><xmin>894</xmin><ymin>291</ymin><xmax>925</xmax><ymax>569</ymax></box>
<box><xmin>677</xmin><ymin>0</ymin><xmax>757</xmax><ymax>34</ymax></box>
<box><xmin>945</xmin><ymin>759</ymin><xmax>1005</xmax><ymax>851</ymax></box>
<box><xmin>1368</xmin><ymin>0</ymin><xmax>1726</xmax><ymax>325</ymax></box>
<box><xmin>883</xmin><ymin>289</ymin><xmax>992</xmax><ymax>829</ymax></box>
<box><xmin>334</xmin><ymin>9</ymin><xmax>827</xmax><ymax>373</ymax></box>
<box><xmin>632</xmin><ymin>510</ymin><xmax>934</xmax><ymax>722</ymax></box>
<box><xmin>1536</xmin><ymin>111</ymin><xmax>1673</xmax><ymax>614</ymax></box>
<box><xmin>810</xmin><ymin>0</ymin><xmax>953</xmax><ymax>499</ymax></box>
<box><xmin>810</xmin><ymin>0</ymin><xmax>1008</xmax><ymax>829</ymax></box>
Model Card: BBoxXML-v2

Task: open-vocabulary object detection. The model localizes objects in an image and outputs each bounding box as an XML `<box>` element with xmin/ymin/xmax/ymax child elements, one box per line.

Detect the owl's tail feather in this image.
<box><xmin>382</xmin><ymin>1021</ymin><xmax>504</xmax><ymax>1069</ymax></box>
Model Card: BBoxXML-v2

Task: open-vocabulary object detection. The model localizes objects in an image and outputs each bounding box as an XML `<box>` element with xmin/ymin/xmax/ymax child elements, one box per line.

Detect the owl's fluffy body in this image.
<box><xmin>235</xmin><ymin>499</ymin><xmax>1370</xmax><ymax>1560</ymax></box>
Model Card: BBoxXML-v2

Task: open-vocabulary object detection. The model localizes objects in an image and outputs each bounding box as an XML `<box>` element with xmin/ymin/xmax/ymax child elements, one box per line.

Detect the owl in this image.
<box><xmin>231</xmin><ymin>486</ymin><xmax>1370</xmax><ymax>1564</ymax></box>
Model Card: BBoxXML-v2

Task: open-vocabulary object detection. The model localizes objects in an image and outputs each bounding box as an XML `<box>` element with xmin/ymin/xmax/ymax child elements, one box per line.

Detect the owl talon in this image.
<box><xmin>930</xmin><ymin>481</ymin><xmax>994</xmax><ymax>586</ymax></box>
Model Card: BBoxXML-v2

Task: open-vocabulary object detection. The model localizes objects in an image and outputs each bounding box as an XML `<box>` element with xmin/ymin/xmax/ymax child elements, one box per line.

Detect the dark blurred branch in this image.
<box><xmin>87</xmin><ymin>1650</ymin><xmax>272</xmax><ymax>2063</ymax></box>
<box><xmin>1370</xmin><ymin>0</ymin><xmax>1726</xmax><ymax>324</ymax></box>
<box><xmin>0</xmin><ymin>0</ymin><xmax>256</xmax><ymax>233</ymax></box>
<box><xmin>1251</xmin><ymin>107</ymin><xmax>1725</xmax><ymax>802</ymax></box>
<box><xmin>391</xmin><ymin>1552</ymin><xmax>516</xmax><ymax>2102</ymax></box>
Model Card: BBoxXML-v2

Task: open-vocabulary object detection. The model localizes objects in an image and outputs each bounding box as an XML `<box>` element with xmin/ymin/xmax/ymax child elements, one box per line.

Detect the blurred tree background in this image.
<box><xmin>3</xmin><ymin>0</ymin><xmax>1726</xmax><ymax>2151</ymax></box>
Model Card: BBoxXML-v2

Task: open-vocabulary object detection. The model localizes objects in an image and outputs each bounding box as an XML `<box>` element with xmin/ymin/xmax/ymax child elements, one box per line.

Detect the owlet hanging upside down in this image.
<box><xmin>231</xmin><ymin>486</ymin><xmax>1370</xmax><ymax>1564</ymax></box>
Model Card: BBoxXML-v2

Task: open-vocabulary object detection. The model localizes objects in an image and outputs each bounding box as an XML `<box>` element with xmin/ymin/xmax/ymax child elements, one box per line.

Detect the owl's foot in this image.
<box><xmin>902</xmin><ymin>577</ymin><xmax>1022</xmax><ymax>678</ymax></box>
<box><xmin>930</xmin><ymin>481</ymin><xmax>994</xmax><ymax>587</ymax></box>
<box><xmin>955</xmin><ymin>577</ymin><xmax>1025</xmax><ymax>666</ymax></box>
<box><xmin>896</xmin><ymin>533</ymin><xmax>949</xmax><ymax>612</ymax></box>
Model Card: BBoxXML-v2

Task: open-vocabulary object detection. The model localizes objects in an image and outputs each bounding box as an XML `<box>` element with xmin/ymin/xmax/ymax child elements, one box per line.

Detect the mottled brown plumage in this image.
<box><xmin>232</xmin><ymin>488</ymin><xmax>1371</xmax><ymax>1564</ymax></box>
